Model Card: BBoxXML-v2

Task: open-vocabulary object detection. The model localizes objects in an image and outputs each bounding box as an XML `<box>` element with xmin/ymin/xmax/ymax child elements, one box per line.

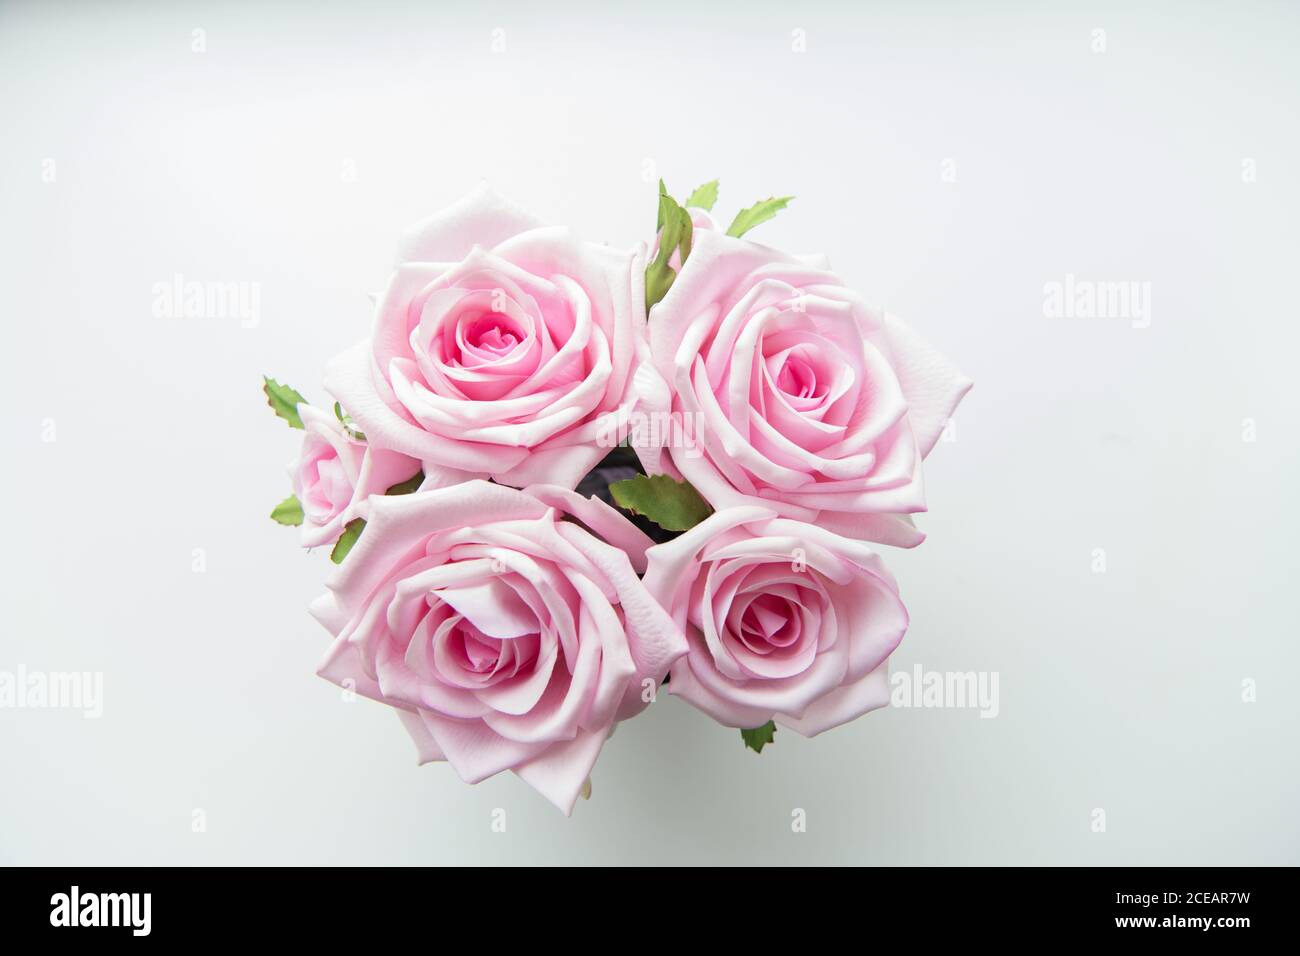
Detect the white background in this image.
<box><xmin>2</xmin><ymin>0</ymin><xmax>1297</xmax><ymax>865</ymax></box>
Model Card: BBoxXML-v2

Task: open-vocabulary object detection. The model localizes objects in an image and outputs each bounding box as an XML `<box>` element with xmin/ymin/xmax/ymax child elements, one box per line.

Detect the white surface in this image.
<box><xmin>1</xmin><ymin>0</ymin><xmax>1297</xmax><ymax>865</ymax></box>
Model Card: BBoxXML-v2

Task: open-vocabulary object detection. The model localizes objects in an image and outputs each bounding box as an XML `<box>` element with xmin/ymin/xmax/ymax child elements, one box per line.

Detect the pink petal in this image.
<box><xmin>882</xmin><ymin>312</ymin><xmax>973</xmax><ymax>458</ymax></box>
<box><xmin>814</xmin><ymin>511</ymin><xmax>925</xmax><ymax>548</ymax></box>
<box><xmin>395</xmin><ymin>709</ymin><xmax>445</xmax><ymax>764</ymax></box>
<box><xmin>396</xmin><ymin>184</ymin><xmax>544</xmax><ymax>264</ymax></box>
<box><xmin>776</xmin><ymin>662</ymin><xmax>892</xmax><ymax>736</ymax></box>
<box><xmin>437</xmin><ymin>578</ymin><xmax>539</xmax><ymax>639</ymax></box>
<box><xmin>512</xmin><ymin>726</ymin><xmax>609</xmax><ymax>816</ymax></box>
<box><xmin>422</xmin><ymin>712</ymin><xmax>547</xmax><ymax>784</ymax></box>
<box><xmin>324</xmin><ymin>339</ymin><xmax>529</xmax><ymax>474</ymax></box>
<box><xmin>526</xmin><ymin>484</ymin><xmax>658</xmax><ymax>572</ymax></box>
<box><xmin>493</xmin><ymin>442</ymin><xmax>606</xmax><ymax>490</ymax></box>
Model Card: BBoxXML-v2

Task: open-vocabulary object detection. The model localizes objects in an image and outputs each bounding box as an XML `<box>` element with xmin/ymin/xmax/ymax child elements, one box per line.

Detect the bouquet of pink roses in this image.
<box><xmin>265</xmin><ymin>181</ymin><xmax>970</xmax><ymax>814</ymax></box>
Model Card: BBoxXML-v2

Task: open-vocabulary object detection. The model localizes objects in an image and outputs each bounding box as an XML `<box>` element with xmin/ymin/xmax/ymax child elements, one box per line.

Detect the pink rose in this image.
<box><xmin>291</xmin><ymin>404</ymin><xmax>420</xmax><ymax>549</ymax></box>
<box><xmin>311</xmin><ymin>480</ymin><xmax>687</xmax><ymax>813</ymax></box>
<box><xmin>640</xmin><ymin>229</ymin><xmax>972</xmax><ymax>547</ymax></box>
<box><xmin>325</xmin><ymin>186</ymin><xmax>655</xmax><ymax>491</ymax></box>
<box><xmin>642</xmin><ymin>507</ymin><xmax>908</xmax><ymax>735</ymax></box>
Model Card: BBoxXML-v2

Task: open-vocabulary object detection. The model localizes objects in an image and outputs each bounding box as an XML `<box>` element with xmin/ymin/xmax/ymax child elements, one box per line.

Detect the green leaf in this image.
<box><xmin>609</xmin><ymin>474</ymin><xmax>712</xmax><ymax>532</ymax></box>
<box><xmin>645</xmin><ymin>260</ymin><xmax>674</xmax><ymax>311</ymax></box>
<box><xmin>725</xmin><ymin>196</ymin><xmax>794</xmax><ymax>238</ymax></box>
<box><xmin>741</xmin><ymin>721</ymin><xmax>777</xmax><ymax>753</ymax></box>
<box><xmin>684</xmin><ymin>179</ymin><xmax>719</xmax><ymax>211</ymax></box>
<box><xmin>333</xmin><ymin>401</ymin><xmax>366</xmax><ymax>442</ymax></box>
<box><xmin>385</xmin><ymin>471</ymin><xmax>424</xmax><ymax>496</ymax></box>
<box><xmin>270</xmin><ymin>495</ymin><xmax>304</xmax><ymax>527</ymax></box>
<box><xmin>263</xmin><ymin>376</ymin><xmax>306</xmax><ymax>429</ymax></box>
<box><xmin>646</xmin><ymin>188</ymin><xmax>694</xmax><ymax>311</ymax></box>
<box><xmin>330</xmin><ymin>518</ymin><xmax>365</xmax><ymax>564</ymax></box>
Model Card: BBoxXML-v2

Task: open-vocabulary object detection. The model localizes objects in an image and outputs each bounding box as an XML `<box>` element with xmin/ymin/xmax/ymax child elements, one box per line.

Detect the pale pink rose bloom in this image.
<box><xmin>640</xmin><ymin>228</ymin><xmax>972</xmax><ymax>547</ymax></box>
<box><xmin>325</xmin><ymin>186</ymin><xmax>657</xmax><ymax>491</ymax></box>
<box><xmin>643</xmin><ymin>507</ymin><xmax>908</xmax><ymax>735</ymax></box>
<box><xmin>290</xmin><ymin>404</ymin><xmax>421</xmax><ymax>549</ymax></box>
<box><xmin>310</xmin><ymin>480</ymin><xmax>687</xmax><ymax>814</ymax></box>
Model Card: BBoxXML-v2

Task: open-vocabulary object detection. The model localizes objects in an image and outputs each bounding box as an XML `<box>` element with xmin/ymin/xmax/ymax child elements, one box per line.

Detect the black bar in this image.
<box><xmin>0</xmin><ymin>866</ymin><xmax>1285</xmax><ymax>941</ymax></box>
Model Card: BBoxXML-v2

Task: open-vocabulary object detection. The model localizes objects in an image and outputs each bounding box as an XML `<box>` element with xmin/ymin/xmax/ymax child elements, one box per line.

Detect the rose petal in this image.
<box><xmin>395</xmin><ymin>708</ymin><xmax>446</xmax><ymax>764</ymax></box>
<box><xmin>396</xmin><ymin>184</ymin><xmax>544</xmax><ymax>264</ymax></box>
<box><xmin>882</xmin><ymin>312</ymin><xmax>973</xmax><ymax>458</ymax></box>
<box><xmin>775</xmin><ymin>662</ymin><xmax>892</xmax><ymax>736</ymax></box>
<box><xmin>512</xmin><ymin>727</ymin><xmax>609</xmax><ymax>816</ymax></box>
